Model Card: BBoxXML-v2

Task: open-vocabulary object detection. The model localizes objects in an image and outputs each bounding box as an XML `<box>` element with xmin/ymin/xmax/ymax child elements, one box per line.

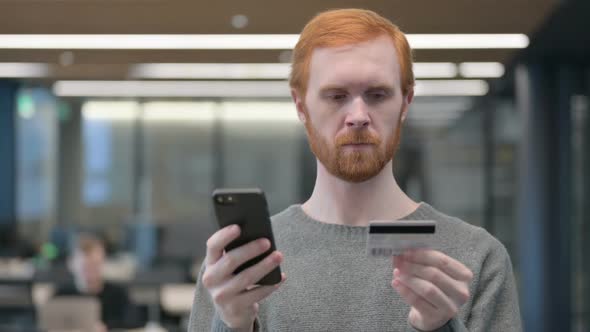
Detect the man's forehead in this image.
<box><xmin>313</xmin><ymin>69</ymin><xmax>398</xmax><ymax>92</ymax></box>
<box><xmin>308</xmin><ymin>35</ymin><xmax>400</xmax><ymax>89</ymax></box>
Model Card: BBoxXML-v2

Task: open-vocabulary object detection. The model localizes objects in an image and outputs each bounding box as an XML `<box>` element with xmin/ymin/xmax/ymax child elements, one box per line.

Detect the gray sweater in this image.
<box><xmin>189</xmin><ymin>203</ymin><xmax>522</xmax><ymax>332</ymax></box>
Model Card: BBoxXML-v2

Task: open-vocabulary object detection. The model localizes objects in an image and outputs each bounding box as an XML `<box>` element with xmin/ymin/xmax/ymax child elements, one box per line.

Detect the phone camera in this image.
<box><xmin>216</xmin><ymin>196</ymin><xmax>224</xmax><ymax>203</ymax></box>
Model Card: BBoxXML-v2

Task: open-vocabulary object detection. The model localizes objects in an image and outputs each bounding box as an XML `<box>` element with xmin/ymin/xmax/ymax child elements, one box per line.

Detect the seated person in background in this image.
<box><xmin>55</xmin><ymin>232</ymin><xmax>140</xmax><ymax>330</ymax></box>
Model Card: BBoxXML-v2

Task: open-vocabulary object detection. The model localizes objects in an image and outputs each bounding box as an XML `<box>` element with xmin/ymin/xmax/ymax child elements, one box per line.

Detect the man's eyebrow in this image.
<box><xmin>319</xmin><ymin>85</ymin><xmax>347</xmax><ymax>93</ymax></box>
<box><xmin>318</xmin><ymin>84</ymin><xmax>395</xmax><ymax>93</ymax></box>
<box><xmin>366</xmin><ymin>84</ymin><xmax>395</xmax><ymax>93</ymax></box>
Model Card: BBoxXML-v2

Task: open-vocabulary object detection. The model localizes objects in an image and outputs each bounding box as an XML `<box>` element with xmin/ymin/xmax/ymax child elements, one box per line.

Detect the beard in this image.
<box><xmin>304</xmin><ymin>111</ymin><xmax>403</xmax><ymax>183</ymax></box>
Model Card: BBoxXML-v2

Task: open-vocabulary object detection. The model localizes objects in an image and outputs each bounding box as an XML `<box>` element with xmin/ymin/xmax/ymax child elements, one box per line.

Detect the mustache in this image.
<box><xmin>335</xmin><ymin>130</ymin><xmax>381</xmax><ymax>146</ymax></box>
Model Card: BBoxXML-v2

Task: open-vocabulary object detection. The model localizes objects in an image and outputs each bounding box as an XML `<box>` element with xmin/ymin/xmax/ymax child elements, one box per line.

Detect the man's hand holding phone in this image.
<box><xmin>202</xmin><ymin>224</ymin><xmax>286</xmax><ymax>331</ymax></box>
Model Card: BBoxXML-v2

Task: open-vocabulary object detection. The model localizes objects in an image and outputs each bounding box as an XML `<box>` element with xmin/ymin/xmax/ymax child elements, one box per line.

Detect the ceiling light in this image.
<box><xmin>414</xmin><ymin>80</ymin><xmax>489</xmax><ymax>96</ymax></box>
<box><xmin>0</xmin><ymin>63</ymin><xmax>50</xmax><ymax>77</ymax></box>
<box><xmin>81</xmin><ymin>100</ymin><xmax>297</xmax><ymax>123</ymax></box>
<box><xmin>54</xmin><ymin>80</ymin><xmax>489</xmax><ymax>98</ymax></box>
<box><xmin>0</xmin><ymin>35</ymin><xmax>299</xmax><ymax>50</ymax></box>
<box><xmin>130</xmin><ymin>62</ymin><xmax>502</xmax><ymax>80</ymax></box>
<box><xmin>53</xmin><ymin>80</ymin><xmax>291</xmax><ymax>98</ymax></box>
<box><xmin>82</xmin><ymin>101</ymin><xmax>140</xmax><ymax>121</ymax></box>
<box><xmin>408</xmin><ymin>34</ymin><xmax>529</xmax><ymax>49</ymax></box>
<box><xmin>459</xmin><ymin>62</ymin><xmax>505</xmax><ymax>78</ymax></box>
<box><xmin>129</xmin><ymin>63</ymin><xmax>290</xmax><ymax>79</ymax></box>
<box><xmin>413</xmin><ymin>63</ymin><xmax>457</xmax><ymax>78</ymax></box>
<box><xmin>0</xmin><ymin>61</ymin><xmax>506</xmax><ymax>80</ymax></box>
<box><xmin>0</xmin><ymin>34</ymin><xmax>528</xmax><ymax>50</ymax></box>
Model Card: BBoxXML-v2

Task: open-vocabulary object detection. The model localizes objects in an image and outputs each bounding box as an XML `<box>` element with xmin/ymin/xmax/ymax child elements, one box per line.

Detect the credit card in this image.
<box><xmin>367</xmin><ymin>220</ymin><xmax>436</xmax><ymax>257</ymax></box>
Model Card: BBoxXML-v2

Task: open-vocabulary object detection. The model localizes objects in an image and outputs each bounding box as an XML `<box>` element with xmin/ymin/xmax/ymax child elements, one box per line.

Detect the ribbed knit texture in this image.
<box><xmin>189</xmin><ymin>203</ymin><xmax>522</xmax><ymax>332</ymax></box>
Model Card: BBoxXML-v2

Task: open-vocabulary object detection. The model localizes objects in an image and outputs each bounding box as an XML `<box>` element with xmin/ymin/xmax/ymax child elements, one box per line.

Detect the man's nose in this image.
<box><xmin>345</xmin><ymin>97</ymin><xmax>370</xmax><ymax>128</ymax></box>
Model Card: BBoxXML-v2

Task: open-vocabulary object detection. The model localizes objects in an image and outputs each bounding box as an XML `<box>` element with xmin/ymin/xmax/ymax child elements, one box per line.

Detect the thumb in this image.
<box><xmin>408</xmin><ymin>308</ymin><xmax>425</xmax><ymax>329</ymax></box>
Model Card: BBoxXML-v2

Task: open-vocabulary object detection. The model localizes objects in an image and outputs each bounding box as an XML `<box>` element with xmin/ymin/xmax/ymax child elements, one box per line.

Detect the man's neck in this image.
<box><xmin>301</xmin><ymin>160</ymin><xmax>419</xmax><ymax>226</ymax></box>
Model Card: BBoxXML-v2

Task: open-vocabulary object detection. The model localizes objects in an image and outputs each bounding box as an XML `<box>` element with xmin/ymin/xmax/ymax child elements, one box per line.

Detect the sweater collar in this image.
<box><xmin>281</xmin><ymin>202</ymin><xmax>435</xmax><ymax>241</ymax></box>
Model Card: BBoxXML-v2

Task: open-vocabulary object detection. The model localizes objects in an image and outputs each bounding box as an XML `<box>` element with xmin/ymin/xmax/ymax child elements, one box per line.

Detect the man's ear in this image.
<box><xmin>291</xmin><ymin>88</ymin><xmax>307</xmax><ymax>124</ymax></box>
<box><xmin>400</xmin><ymin>86</ymin><xmax>414</xmax><ymax>123</ymax></box>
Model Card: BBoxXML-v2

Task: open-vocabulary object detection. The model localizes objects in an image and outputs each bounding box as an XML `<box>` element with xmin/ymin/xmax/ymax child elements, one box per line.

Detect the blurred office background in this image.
<box><xmin>0</xmin><ymin>1</ymin><xmax>588</xmax><ymax>331</ymax></box>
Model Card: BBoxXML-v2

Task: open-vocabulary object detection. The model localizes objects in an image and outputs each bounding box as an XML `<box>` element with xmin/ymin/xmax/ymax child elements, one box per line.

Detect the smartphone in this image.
<box><xmin>212</xmin><ymin>188</ymin><xmax>282</xmax><ymax>285</ymax></box>
<box><xmin>367</xmin><ymin>220</ymin><xmax>436</xmax><ymax>257</ymax></box>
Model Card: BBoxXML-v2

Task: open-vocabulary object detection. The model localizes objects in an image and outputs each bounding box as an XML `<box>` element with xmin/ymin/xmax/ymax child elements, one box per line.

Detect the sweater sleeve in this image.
<box><xmin>466</xmin><ymin>232</ymin><xmax>523</xmax><ymax>331</ymax></box>
<box><xmin>187</xmin><ymin>264</ymin><xmax>217</xmax><ymax>332</ymax></box>
<box><xmin>188</xmin><ymin>264</ymin><xmax>260</xmax><ymax>332</ymax></box>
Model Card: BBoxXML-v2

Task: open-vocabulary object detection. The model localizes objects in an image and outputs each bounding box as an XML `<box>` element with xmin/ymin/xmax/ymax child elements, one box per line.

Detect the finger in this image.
<box><xmin>225</xmin><ymin>251</ymin><xmax>283</xmax><ymax>294</ymax></box>
<box><xmin>395</xmin><ymin>257</ymin><xmax>470</xmax><ymax>306</ymax></box>
<box><xmin>402</xmin><ymin>249</ymin><xmax>473</xmax><ymax>282</ymax></box>
<box><xmin>208</xmin><ymin>238</ymin><xmax>272</xmax><ymax>278</ymax></box>
<box><xmin>245</xmin><ymin>272</ymin><xmax>287</xmax><ymax>291</ymax></box>
<box><xmin>205</xmin><ymin>225</ymin><xmax>241</xmax><ymax>266</ymax></box>
<box><xmin>392</xmin><ymin>277</ymin><xmax>437</xmax><ymax>316</ymax></box>
<box><xmin>392</xmin><ymin>255</ymin><xmax>403</xmax><ymax>275</ymax></box>
<box><xmin>237</xmin><ymin>273</ymin><xmax>287</xmax><ymax>305</ymax></box>
<box><xmin>395</xmin><ymin>268</ymin><xmax>457</xmax><ymax>314</ymax></box>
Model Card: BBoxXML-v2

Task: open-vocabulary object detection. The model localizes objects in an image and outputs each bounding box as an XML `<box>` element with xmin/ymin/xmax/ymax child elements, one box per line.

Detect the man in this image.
<box><xmin>55</xmin><ymin>232</ymin><xmax>140</xmax><ymax>330</ymax></box>
<box><xmin>189</xmin><ymin>8</ymin><xmax>522</xmax><ymax>332</ymax></box>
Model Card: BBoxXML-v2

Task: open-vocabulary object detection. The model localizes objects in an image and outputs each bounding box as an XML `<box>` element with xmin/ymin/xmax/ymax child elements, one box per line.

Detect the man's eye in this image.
<box><xmin>329</xmin><ymin>94</ymin><xmax>347</xmax><ymax>101</ymax></box>
<box><xmin>367</xmin><ymin>92</ymin><xmax>387</xmax><ymax>101</ymax></box>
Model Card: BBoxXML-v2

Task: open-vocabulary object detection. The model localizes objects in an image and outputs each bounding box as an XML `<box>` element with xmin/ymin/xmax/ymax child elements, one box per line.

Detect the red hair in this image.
<box><xmin>289</xmin><ymin>8</ymin><xmax>414</xmax><ymax>98</ymax></box>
